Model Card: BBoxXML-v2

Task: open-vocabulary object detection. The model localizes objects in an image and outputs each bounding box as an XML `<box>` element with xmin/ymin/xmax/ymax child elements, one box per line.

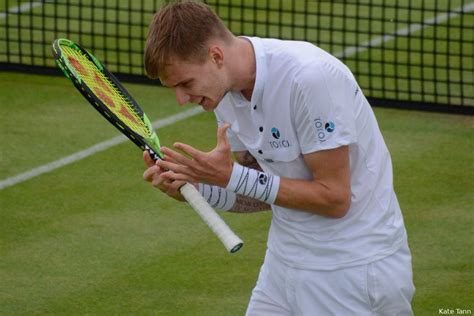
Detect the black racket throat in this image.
<box><xmin>145</xmin><ymin>146</ymin><xmax>162</xmax><ymax>162</ymax></box>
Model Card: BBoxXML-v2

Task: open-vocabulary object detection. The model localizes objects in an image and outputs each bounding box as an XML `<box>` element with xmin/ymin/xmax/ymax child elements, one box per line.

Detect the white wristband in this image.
<box><xmin>197</xmin><ymin>183</ymin><xmax>236</xmax><ymax>211</ymax></box>
<box><xmin>226</xmin><ymin>163</ymin><xmax>280</xmax><ymax>205</ymax></box>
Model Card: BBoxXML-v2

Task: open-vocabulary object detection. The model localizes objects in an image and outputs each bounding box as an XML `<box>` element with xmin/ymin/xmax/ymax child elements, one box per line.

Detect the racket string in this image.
<box><xmin>61</xmin><ymin>45</ymin><xmax>150</xmax><ymax>137</ymax></box>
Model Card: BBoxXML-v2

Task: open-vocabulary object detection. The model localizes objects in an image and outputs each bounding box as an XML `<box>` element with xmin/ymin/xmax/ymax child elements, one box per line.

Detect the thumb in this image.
<box><xmin>216</xmin><ymin>123</ymin><xmax>231</xmax><ymax>149</ymax></box>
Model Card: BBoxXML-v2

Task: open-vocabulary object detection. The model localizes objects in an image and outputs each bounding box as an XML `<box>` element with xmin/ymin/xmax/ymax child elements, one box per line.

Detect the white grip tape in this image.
<box><xmin>179</xmin><ymin>183</ymin><xmax>244</xmax><ymax>253</ymax></box>
<box><xmin>198</xmin><ymin>183</ymin><xmax>236</xmax><ymax>211</ymax></box>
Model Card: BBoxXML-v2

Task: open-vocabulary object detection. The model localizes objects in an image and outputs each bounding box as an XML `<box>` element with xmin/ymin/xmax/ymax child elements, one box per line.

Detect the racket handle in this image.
<box><xmin>179</xmin><ymin>183</ymin><xmax>244</xmax><ymax>253</ymax></box>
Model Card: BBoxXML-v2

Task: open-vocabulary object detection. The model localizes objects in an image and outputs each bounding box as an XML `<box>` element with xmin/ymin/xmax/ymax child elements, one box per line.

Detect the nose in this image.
<box><xmin>175</xmin><ymin>87</ymin><xmax>190</xmax><ymax>105</ymax></box>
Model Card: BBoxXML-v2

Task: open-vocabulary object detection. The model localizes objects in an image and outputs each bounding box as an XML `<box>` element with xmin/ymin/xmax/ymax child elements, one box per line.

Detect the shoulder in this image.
<box><xmin>261</xmin><ymin>39</ymin><xmax>324</xmax><ymax>67</ymax></box>
<box><xmin>259</xmin><ymin>39</ymin><xmax>353</xmax><ymax>87</ymax></box>
<box><xmin>261</xmin><ymin>38</ymin><xmax>320</xmax><ymax>55</ymax></box>
<box><xmin>293</xmin><ymin>56</ymin><xmax>356</xmax><ymax>97</ymax></box>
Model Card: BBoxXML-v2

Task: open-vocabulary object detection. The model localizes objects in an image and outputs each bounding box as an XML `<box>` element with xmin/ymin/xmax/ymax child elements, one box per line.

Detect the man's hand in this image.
<box><xmin>155</xmin><ymin>123</ymin><xmax>234</xmax><ymax>187</ymax></box>
<box><xmin>142</xmin><ymin>151</ymin><xmax>186</xmax><ymax>201</ymax></box>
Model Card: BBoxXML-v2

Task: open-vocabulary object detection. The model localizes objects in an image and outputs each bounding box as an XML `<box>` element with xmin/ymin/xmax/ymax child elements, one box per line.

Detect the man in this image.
<box><xmin>142</xmin><ymin>1</ymin><xmax>415</xmax><ymax>314</ymax></box>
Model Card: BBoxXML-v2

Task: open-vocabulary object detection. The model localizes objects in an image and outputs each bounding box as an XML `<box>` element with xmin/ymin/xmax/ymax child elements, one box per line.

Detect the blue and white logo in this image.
<box><xmin>271</xmin><ymin>127</ymin><xmax>280</xmax><ymax>139</ymax></box>
<box><xmin>258</xmin><ymin>173</ymin><xmax>268</xmax><ymax>185</ymax></box>
<box><xmin>325</xmin><ymin>121</ymin><xmax>336</xmax><ymax>133</ymax></box>
<box><xmin>314</xmin><ymin>117</ymin><xmax>336</xmax><ymax>143</ymax></box>
<box><xmin>268</xmin><ymin>127</ymin><xmax>291</xmax><ymax>149</ymax></box>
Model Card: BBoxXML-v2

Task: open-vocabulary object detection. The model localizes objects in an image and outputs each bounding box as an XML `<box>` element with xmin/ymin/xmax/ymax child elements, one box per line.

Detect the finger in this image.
<box><xmin>143</xmin><ymin>165</ymin><xmax>161</xmax><ymax>182</ymax></box>
<box><xmin>166</xmin><ymin>181</ymin><xmax>187</xmax><ymax>201</ymax></box>
<box><xmin>150</xmin><ymin>174</ymin><xmax>184</xmax><ymax>201</ymax></box>
<box><xmin>172</xmin><ymin>142</ymin><xmax>204</xmax><ymax>161</ymax></box>
<box><xmin>143</xmin><ymin>167</ymin><xmax>154</xmax><ymax>182</ymax></box>
<box><xmin>161</xmin><ymin>146</ymin><xmax>194</xmax><ymax>165</ymax></box>
<box><xmin>161</xmin><ymin>153</ymin><xmax>179</xmax><ymax>164</ymax></box>
<box><xmin>143</xmin><ymin>150</ymin><xmax>155</xmax><ymax>167</ymax></box>
<box><xmin>151</xmin><ymin>173</ymin><xmax>168</xmax><ymax>187</ymax></box>
<box><xmin>216</xmin><ymin>123</ymin><xmax>231</xmax><ymax>150</ymax></box>
<box><xmin>156</xmin><ymin>159</ymin><xmax>193</xmax><ymax>177</ymax></box>
<box><xmin>161</xmin><ymin>170</ymin><xmax>196</xmax><ymax>183</ymax></box>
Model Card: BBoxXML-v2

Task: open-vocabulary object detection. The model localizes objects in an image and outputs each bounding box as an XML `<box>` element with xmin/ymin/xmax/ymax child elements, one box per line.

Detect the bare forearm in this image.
<box><xmin>228</xmin><ymin>178</ymin><xmax>349</xmax><ymax>216</ymax></box>
<box><xmin>275</xmin><ymin>178</ymin><xmax>351</xmax><ymax>218</ymax></box>
<box><xmin>231</xmin><ymin>147</ymin><xmax>351</xmax><ymax>218</ymax></box>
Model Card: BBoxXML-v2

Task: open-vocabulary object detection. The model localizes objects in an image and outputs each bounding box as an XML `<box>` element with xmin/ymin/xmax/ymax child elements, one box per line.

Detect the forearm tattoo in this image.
<box><xmin>238</xmin><ymin>151</ymin><xmax>262</xmax><ymax>170</ymax></box>
<box><xmin>231</xmin><ymin>195</ymin><xmax>270</xmax><ymax>213</ymax></box>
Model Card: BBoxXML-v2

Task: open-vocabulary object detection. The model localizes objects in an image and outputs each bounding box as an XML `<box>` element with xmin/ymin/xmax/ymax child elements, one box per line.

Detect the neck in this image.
<box><xmin>228</xmin><ymin>37</ymin><xmax>256</xmax><ymax>101</ymax></box>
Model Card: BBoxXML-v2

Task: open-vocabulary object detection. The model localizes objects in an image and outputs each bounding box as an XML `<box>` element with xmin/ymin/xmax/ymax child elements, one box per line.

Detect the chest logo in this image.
<box><xmin>269</xmin><ymin>127</ymin><xmax>291</xmax><ymax>149</ymax></box>
<box><xmin>271</xmin><ymin>127</ymin><xmax>281</xmax><ymax>139</ymax></box>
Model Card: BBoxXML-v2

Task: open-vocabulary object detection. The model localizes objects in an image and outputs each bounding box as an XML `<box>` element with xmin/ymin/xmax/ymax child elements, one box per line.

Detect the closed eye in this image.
<box><xmin>181</xmin><ymin>79</ymin><xmax>193</xmax><ymax>89</ymax></box>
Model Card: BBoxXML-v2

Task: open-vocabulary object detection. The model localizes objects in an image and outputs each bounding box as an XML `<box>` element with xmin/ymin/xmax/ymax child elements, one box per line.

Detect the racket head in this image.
<box><xmin>52</xmin><ymin>38</ymin><xmax>163</xmax><ymax>160</ymax></box>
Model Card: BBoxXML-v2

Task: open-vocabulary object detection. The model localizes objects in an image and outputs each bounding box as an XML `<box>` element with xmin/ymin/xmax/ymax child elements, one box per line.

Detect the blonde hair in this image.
<box><xmin>144</xmin><ymin>0</ymin><xmax>233</xmax><ymax>79</ymax></box>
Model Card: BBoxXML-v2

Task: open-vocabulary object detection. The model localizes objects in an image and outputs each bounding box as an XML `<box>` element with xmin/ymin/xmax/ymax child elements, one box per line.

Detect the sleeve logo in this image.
<box><xmin>314</xmin><ymin>118</ymin><xmax>336</xmax><ymax>143</ymax></box>
<box><xmin>325</xmin><ymin>121</ymin><xmax>336</xmax><ymax>133</ymax></box>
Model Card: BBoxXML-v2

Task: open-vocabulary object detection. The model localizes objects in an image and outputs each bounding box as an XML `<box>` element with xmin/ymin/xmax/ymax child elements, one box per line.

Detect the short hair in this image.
<box><xmin>144</xmin><ymin>0</ymin><xmax>233</xmax><ymax>79</ymax></box>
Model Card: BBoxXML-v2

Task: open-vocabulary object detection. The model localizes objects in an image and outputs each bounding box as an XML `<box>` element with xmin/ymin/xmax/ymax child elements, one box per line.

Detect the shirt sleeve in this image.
<box><xmin>294</xmin><ymin>60</ymin><xmax>358</xmax><ymax>154</ymax></box>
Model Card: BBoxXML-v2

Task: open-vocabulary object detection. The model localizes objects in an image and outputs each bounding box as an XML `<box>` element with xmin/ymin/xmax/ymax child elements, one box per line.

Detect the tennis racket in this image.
<box><xmin>52</xmin><ymin>38</ymin><xmax>243</xmax><ymax>253</ymax></box>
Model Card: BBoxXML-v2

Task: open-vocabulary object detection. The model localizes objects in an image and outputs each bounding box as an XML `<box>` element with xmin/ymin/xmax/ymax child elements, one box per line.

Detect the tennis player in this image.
<box><xmin>142</xmin><ymin>1</ymin><xmax>415</xmax><ymax>314</ymax></box>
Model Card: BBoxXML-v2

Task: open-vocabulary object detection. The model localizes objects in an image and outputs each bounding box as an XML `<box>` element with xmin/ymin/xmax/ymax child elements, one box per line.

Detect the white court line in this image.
<box><xmin>335</xmin><ymin>2</ymin><xmax>474</xmax><ymax>58</ymax></box>
<box><xmin>1</xmin><ymin>2</ymin><xmax>471</xmax><ymax>190</ymax></box>
<box><xmin>0</xmin><ymin>107</ymin><xmax>204</xmax><ymax>190</ymax></box>
<box><xmin>0</xmin><ymin>1</ymin><xmax>44</xmax><ymax>19</ymax></box>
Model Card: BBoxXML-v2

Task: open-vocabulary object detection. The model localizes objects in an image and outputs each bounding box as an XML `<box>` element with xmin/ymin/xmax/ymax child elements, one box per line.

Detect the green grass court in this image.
<box><xmin>0</xmin><ymin>72</ymin><xmax>472</xmax><ymax>315</ymax></box>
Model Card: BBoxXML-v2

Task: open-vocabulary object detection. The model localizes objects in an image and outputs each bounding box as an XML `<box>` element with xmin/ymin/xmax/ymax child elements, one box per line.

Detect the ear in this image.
<box><xmin>208</xmin><ymin>45</ymin><xmax>224</xmax><ymax>67</ymax></box>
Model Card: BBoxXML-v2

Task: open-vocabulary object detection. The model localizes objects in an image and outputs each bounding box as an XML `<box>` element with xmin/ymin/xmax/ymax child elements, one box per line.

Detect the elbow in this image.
<box><xmin>331</xmin><ymin>201</ymin><xmax>351</xmax><ymax>219</ymax></box>
<box><xmin>328</xmin><ymin>190</ymin><xmax>352</xmax><ymax>219</ymax></box>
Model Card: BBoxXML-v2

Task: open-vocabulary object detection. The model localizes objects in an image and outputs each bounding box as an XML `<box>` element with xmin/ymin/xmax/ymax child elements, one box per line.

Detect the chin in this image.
<box><xmin>200</xmin><ymin>105</ymin><xmax>216</xmax><ymax>112</ymax></box>
<box><xmin>200</xmin><ymin>98</ymin><xmax>218</xmax><ymax>111</ymax></box>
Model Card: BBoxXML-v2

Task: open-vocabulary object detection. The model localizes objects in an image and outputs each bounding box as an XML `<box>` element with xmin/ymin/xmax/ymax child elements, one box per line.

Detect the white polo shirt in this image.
<box><xmin>214</xmin><ymin>37</ymin><xmax>407</xmax><ymax>270</ymax></box>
